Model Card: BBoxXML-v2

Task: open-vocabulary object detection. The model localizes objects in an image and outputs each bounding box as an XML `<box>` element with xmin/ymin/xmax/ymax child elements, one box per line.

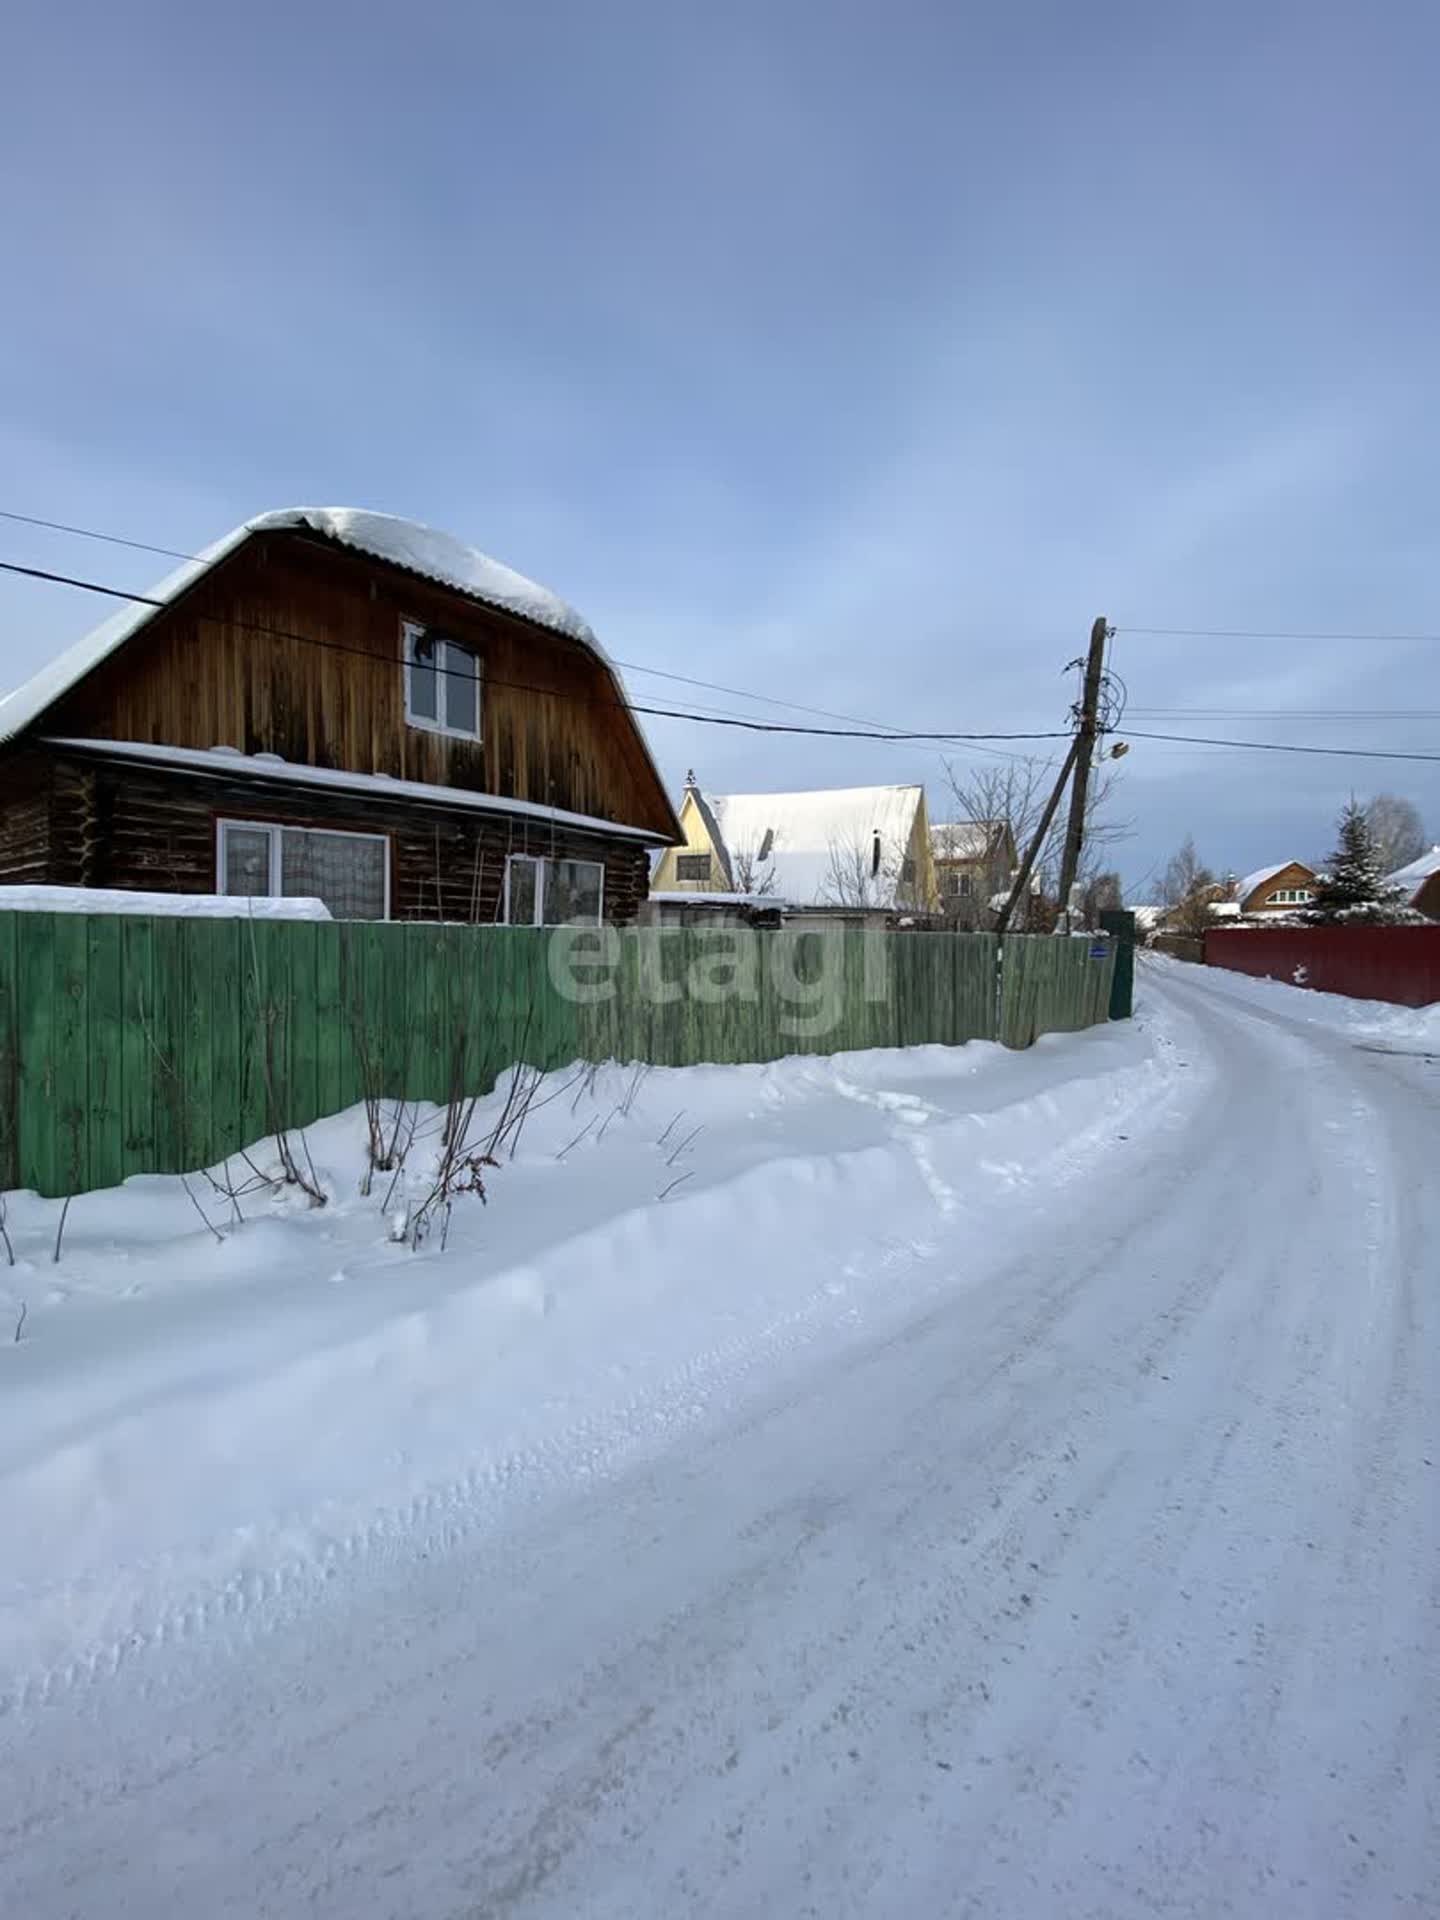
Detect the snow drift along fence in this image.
<box><xmin>0</xmin><ymin>914</ymin><xmax>1113</xmax><ymax>1197</ymax></box>
<box><xmin>1206</xmin><ymin>924</ymin><xmax>1440</xmax><ymax>1009</ymax></box>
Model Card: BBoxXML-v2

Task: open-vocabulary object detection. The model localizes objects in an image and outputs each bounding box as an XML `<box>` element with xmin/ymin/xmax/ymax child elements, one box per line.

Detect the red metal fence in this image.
<box><xmin>1206</xmin><ymin>925</ymin><xmax>1440</xmax><ymax>1008</ymax></box>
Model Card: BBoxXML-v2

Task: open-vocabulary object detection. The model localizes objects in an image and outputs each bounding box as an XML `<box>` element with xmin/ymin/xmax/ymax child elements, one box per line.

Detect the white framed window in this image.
<box><xmin>676</xmin><ymin>853</ymin><xmax>712</xmax><ymax>883</ymax></box>
<box><xmin>503</xmin><ymin>853</ymin><xmax>604</xmax><ymax>925</ymax></box>
<box><xmin>403</xmin><ymin>620</ymin><xmax>481</xmax><ymax>741</ymax></box>
<box><xmin>1270</xmin><ymin>887</ymin><xmax>1314</xmax><ymax>905</ymax></box>
<box><xmin>218</xmin><ymin>820</ymin><xmax>390</xmax><ymax>921</ymax></box>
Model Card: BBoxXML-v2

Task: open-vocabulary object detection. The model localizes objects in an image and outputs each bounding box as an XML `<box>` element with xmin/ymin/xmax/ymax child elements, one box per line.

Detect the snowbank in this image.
<box><xmin>0</xmin><ymin>885</ymin><xmax>332</xmax><ymax>920</ymax></box>
<box><xmin>0</xmin><ymin>1015</ymin><xmax>1187</xmax><ymax>1689</ymax></box>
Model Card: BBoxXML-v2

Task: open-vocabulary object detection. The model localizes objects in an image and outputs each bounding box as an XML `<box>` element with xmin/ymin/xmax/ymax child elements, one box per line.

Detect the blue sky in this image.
<box><xmin>3</xmin><ymin>0</ymin><xmax>1437</xmax><ymax>891</ymax></box>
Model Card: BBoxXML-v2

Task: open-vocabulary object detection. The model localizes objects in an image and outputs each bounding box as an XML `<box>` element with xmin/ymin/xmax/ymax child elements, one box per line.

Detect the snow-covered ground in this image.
<box><xmin>2</xmin><ymin>958</ymin><xmax>1437</xmax><ymax>1917</ymax></box>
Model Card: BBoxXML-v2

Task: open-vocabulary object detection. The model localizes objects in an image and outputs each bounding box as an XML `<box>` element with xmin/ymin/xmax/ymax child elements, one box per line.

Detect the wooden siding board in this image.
<box><xmin>0</xmin><ymin>921</ymin><xmax>1116</xmax><ymax>1198</ymax></box>
<box><xmin>36</xmin><ymin>531</ymin><xmax>677</xmax><ymax>839</ymax></box>
<box><xmin>0</xmin><ymin>913</ymin><xmax>16</xmax><ymax>1190</ymax></box>
<box><xmin>51</xmin><ymin>913</ymin><xmax>90</xmax><ymax>1195</ymax></box>
<box><xmin>85</xmin><ymin>917</ymin><xmax>125</xmax><ymax>1192</ymax></box>
<box><xmin>119</xmin><ymin>917</ymin><xmax>157</xmax><ymax>1179</ymax></box>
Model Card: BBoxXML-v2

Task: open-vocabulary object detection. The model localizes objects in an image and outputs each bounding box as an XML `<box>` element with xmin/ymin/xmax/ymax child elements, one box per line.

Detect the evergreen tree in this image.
<box><xmin>1310</xmin><ymin>802</ymin><xmax>1406</xmax><ymax>922</ymax></box>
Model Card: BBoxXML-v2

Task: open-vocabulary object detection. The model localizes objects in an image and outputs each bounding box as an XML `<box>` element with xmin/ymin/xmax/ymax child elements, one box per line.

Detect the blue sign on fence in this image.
<box><xmin>1088</xmin><ymin>941</ymin><xmax>1108</xmax><ymax>959</ymax></box>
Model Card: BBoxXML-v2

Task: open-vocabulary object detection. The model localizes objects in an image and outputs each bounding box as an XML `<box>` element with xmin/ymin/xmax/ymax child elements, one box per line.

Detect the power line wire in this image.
<box><xmin>1119</xmin><ymin>624</ymin><xmax>1440</xmax><ymax>644</ymax></box>
<box><xmin>0</xmin><ymin>508</ymin><xmax>1045</xmax><ymax>762</ymax></box>
<box><xmin>0</xmin><ymin>559</ymin><xmax>1072</xmax><ymax>746</ymax></box>
<box><xmin>1115</xmin><ymin>727</ymin><xmax>1440</xmax><ymax>765</ymax></box>
<box><xmin>0</xmin><ymin>508</ymin><xmax>195</xmax><ymax>563</ymax></box>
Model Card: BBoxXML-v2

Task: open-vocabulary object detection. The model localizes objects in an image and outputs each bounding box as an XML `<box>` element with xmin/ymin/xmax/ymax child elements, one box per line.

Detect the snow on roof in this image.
<box><xmin>1131</xmin><ymin>905</ymin><xmax>1164</xmax><ymax>931</ymax></box>
<box><xmin>0</xmin><ymin>510</ymin><xmax>666</xmax><ymax>812</ymax></box>
<box><xmin>1237</xmin><ymin>861</ymin><xmax>1310</xmax><ymax>903</ymax></box>
<box><xmin>1387</xmin><ymin>845</ymin><xmax>1440</xmax><ymax>890</ymax></box>
<box><xmin>930</xmin><ymin>820</ymin><xmax>1002</xmax><ymax>861</ymax></box>
<box><xmin>0</xmin><ymin>885</ymin><xmax>331</xmax><ymax>920</ymax></box>
<box><xmin>701</xmin><ymin>784</ymin><xmax>923</xmax><ymax>908</ymax></box>
<box><xmin>45</xmin><ymin>738</ymin><xmax>672</xmax><ymax>843</ymax></box>
<box><xmin>647</xmin><ymin>890</ymin><xmax>793</xmax><ymax>909</ymax></box>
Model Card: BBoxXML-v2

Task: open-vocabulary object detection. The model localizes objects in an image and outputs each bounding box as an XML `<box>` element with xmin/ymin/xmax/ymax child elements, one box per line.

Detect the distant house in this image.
<box><xmin>1387</xmin><ymin>845</ymin><xmax>1440</xmax><ymax>921</ymax></box>
<box><xmin>650</xmin><ymin>776</ymin><xmax>938</xmax><ymax>920</ymax></box>
<box><xmin>1235</xmin><ymin>861</ymin><xmax>1318</xmax><ymax>915</ymax></box>
<box><xmin>930</xmin><ymin>819</ymin><xmax>1017</xmax><ymax>920</ymax></box>
<box><xmin>0</xmin><ymin>509</ymin><xmax>680</xmax><ymax>924</ymax></box>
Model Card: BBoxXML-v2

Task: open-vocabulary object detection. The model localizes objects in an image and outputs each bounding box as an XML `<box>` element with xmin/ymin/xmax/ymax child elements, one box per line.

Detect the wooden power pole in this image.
<box><xmin>1055</xmin><ymin>615</ymin><xmax>1110</xmax><ymax>921</ymax></box>
<box><xmin>993</xmin><ymin>734</ymin><xmax>1081</xmax><ymax>939</ymax></box>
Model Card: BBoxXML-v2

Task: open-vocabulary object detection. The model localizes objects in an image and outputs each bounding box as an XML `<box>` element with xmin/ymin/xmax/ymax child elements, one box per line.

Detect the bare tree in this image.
<box><xmin>729</xmin><ymin>835</ymin><xmax>779</xmax><ymax>896</ymax></box>
<box><xmin>1081</xmin><ymin>869</ymin><xmax>1124</xmax><ymax>923</ymax></box>
<box><xmin>820</xmin><ymin>831</ymin><xmax>904</xmax><ymax>910</ymax></box>
<box><xmin>942</xmin><ymin>754</ymin><xmax>1129</xmax><ymax>927</ymax></box>
<box><xmin>1364</xmin><ymin>793</ymin><xmax>1426</xmax><ymax>875</ymax></box>
<box><xmin>1159</xmin><ymin>836</ymin><xmax>1216</xmax><ymax>909</ymax></box>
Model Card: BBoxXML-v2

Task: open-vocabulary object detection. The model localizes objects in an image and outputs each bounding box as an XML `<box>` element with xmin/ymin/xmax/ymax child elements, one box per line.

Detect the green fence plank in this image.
<box><xmin>312</xmin><ymin>918</ymin><xmax>344</xmax><ymax>1121</ymax></box>
<box><xmin>206</xmin><ymin>919</ymin><xmax>243</xmax><ymax>1175</ymax></box>
<box><xmin>236</xmin><ymin>919</ymin><xmax>270</xmax><ymax>1155</ymax></box>
<box><xmin>51</xmin><ymin>914</ymin><xmax>90</xmax><ymax>1196</ymax></box>
<box><xmin>177</xmin><ymin>921</ymin><xmax>217</xmax><ymax>1169</ymax></box>
<box><xmin>119</xmin><ymin>918</ymin><xmax>156</xmax><ymax>1182</ymax></box>
<box><xmin>0</xmin><ymin>913</ymin><xmax>18</xmax><ymax>1193</ymax></box>
<box><xmin>17</xmin><ymin>917</ymin><xmax>58</xmax><ymax>1194</ymax></box>
<box><xmin>86</xmin><ymin>917</ymin><xmax>125</xmax><ymax>1192</ymax></box>
<box><xmin>1</xmin><ymin>914</ymin><xmax>1119</xmax><ymax>1201</ymax></box>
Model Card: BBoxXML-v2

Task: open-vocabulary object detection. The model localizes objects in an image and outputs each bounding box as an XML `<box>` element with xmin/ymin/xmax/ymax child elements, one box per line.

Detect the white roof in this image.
<box><xmin>648</xmin><ymin>890</ymin><xmax>793</xmax><ymax>908</ymax></box>
<box><xmin>931</xmin><ymin>820</ymin><xmax>1001</xmax><ymax>861</ymax></box>
<box><xmin>0</xmin><ymin>885</ymin><xmax>331</xmax><ymax>920</ymax></box>
<box><xmin>701</xmin><ymin>784</ymin><xmax>923</xmax><ymax>908</ymax></box>
<box><xmin>46</xmin><ymin>738</ymin><xmax>671</xmax><ymax>842</ymax></box>
<box><xmin>1237</xmin><ymin>861</ymin><xmax>1309</xmax><ymax>903</ymax></box>
<box><xmin>0</xmin><ymin>510</ymin><xmax>666</xmax><ymax>811</ymax></box>
<box><xmin>1388</xmin><ymin>845</ymin><xmax>1440</xmax><ymax>891</ymax></box>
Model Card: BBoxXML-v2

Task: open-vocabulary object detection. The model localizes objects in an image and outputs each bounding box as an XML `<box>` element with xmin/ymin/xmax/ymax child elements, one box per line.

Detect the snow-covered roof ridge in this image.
<box><xmin>0</xmin><ymin>508</ymin><xmax>637</xmax><ymax>759</ymax></box>
<box><xmin>1387</xmin><ymin>845</ymin><xmax>1440</xmax><ymax>887</ymax></box>
<box><xmin>1237</xmin><ymin>860</ymin><xmax>1310</xmax><ymax>903</ymax></box>
<box><xmin>700</xmin><ymin>783</ymin><xmax>924</xmax><ymax>908</ymax></box>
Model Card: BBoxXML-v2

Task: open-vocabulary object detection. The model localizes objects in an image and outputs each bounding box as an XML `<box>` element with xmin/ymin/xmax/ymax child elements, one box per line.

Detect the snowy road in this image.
<box><xmin>4</xmin><ymin>962</ymin><xmax>1438</xmax><ymax>1917</ymax></box>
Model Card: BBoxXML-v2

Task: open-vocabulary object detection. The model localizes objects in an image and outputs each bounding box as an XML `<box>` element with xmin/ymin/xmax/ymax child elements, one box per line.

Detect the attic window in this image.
<box><xmin>403</xmin><ymin>621</ymin><xmax>481</xmax><ymax>741</ymax></box>
<box><xmin>676</xmin><ymin>854</ymin><xmax>713</xmax><ymax>883</ymax></box>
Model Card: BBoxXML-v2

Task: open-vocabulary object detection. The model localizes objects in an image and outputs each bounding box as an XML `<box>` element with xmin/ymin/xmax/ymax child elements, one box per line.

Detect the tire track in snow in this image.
<box><xmin>1</xmin><ymin>1026</ymin><xmax>1199</xmax><ymax>1726</ymax></box>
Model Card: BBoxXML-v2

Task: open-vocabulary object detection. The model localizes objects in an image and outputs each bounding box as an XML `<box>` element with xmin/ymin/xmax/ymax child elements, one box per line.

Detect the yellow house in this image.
<box><xmin>652</xmin><ymin>775</ymin><xmax>939</xmax><ymax>914</ymax></box>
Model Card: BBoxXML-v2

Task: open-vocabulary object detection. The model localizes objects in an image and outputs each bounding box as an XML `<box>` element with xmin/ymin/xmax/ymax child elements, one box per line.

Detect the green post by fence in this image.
<box><xmin>1099</xmin><ymin>910</ymin><xmax>1136</xmax><ymax>1019</ymax></box>
<box><xmin>0</xmin><ymin>915</ymin><xmax>1116</xmax><ymax>1198</ymax></box>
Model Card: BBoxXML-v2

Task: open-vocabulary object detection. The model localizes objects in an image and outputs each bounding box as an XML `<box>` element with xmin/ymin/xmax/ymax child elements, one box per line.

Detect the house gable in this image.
<box><xmin>651</xmin><ymin>785</ymin><xmax>731</xmax><ymax>892</ymax></box>
<box><xmin>1</xmin><ymin>515</ymin><xmax>679</xmax><ymax>841</ymax></box>
<box><xmin>1238</xmin><ymin>860</ymin><xmax>1317</xmax><ymax>914</ymax></box>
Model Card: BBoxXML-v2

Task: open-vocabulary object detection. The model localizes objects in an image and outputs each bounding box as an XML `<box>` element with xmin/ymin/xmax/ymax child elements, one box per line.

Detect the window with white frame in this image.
<box><xmin>503</xmin><ymin>853</ymin><xmax>604</xmax><ymax>925</ymax></box>
<box><xmin>1270</xmin><ymin>887</ymin><xmax>1314</xmax><ymax>905</ymax></box>
<box><xmin>403</xmin><ymin>620</ymin><xmax>481</xmax><ymax>740</ymax></box>
<box><xmin>675</xmin><ymin>853</ymin><xmax>712</xmax><ymax>883</ymax></box>
<box><xmin>218</xmin><ymin>820</ymin><xmax>389</xmax><ymax>920</ymax></box>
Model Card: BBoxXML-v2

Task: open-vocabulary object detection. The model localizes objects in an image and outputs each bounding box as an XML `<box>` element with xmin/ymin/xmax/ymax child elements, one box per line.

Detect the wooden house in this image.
<box><xmin>0</xmin><ymin>509</ymin><xmax>681</xmax><ymax>923</ymax></box>
<box><xmin>1386</xmin><ymin>846</ymin><xmax>1440</xmax><ymax>921</ymax></box>
<box><xmin>1235</xmin><ymin>861</ymin><xmax>1318</xmax><ymax>916</ymax></box>
<box><xmin>929</xmin><ymin>819</ymin><xmax>1018</xmax><ymax>922</ymax></box>
<box><xmin>650</xmin><ymin>775</ymin><xmax>937</xmax><ymax>920</ymax></box>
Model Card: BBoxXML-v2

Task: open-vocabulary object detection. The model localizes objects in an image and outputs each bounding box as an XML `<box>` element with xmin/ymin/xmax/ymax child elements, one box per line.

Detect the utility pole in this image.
<box><xmin>993</xmin><ymin>734</ymin><xmax>1081</xmax><ymax>939</ymax></box>
<box><xmin>1055</xmin><ymin>615</ymin><xmax>1110</xmax><ymax>923</ymax></box>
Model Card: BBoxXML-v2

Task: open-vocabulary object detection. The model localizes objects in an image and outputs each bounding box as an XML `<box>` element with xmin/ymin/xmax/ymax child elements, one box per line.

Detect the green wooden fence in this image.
<box><xmin>0</xmin><ymin>915</ymin><xmax>1114</xmax><ymax>1197</ymax></box>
